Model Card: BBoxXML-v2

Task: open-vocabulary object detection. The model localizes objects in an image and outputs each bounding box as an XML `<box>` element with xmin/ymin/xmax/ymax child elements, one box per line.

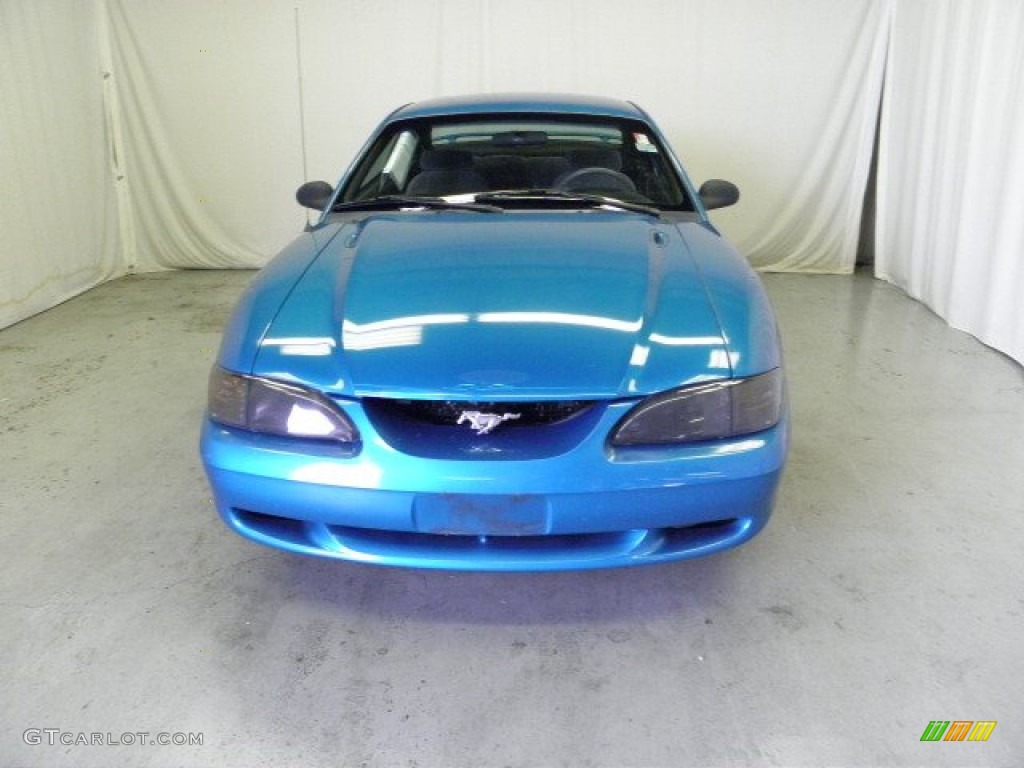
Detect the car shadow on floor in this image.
<box><xmin>215</xmin><ymin>427</ymin><xmax>829</xmax><ymax>628</ymax></box>
<box><xmin>261</xmin><ymin>542</ymin><xmax>752</xmax><ymax>626</ymax></box>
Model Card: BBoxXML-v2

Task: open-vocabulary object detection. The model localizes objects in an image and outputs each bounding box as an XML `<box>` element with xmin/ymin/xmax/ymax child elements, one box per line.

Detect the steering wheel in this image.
<box><xmin>553</xmin><ymin>167</ymin><xmax>637</xmax><ymax>194</ymax></box>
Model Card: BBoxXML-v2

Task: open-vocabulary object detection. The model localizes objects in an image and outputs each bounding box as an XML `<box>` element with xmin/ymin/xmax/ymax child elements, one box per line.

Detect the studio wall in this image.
<box><xmin>876</xmin><ymin>0</ymin><xmax>1024</xmax><ymax>364</ymax></box>
<box><xmin>0</xmin><ymin>0</ymin><xmax>120</xmax><ymax>331</ymax></box>
<box><xmin>1</xmin><ymin>0</ymin><xmax>1022</xmax><ymax>366</ymax></box>
<box><xmin>102</xmin><ymin>0</ymin><xmax>887</xmax><ymax>274</ymax></box>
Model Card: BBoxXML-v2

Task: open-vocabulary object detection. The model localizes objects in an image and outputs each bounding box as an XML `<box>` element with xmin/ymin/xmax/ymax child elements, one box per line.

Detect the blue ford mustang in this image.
<box><xmin>200</xmin><ymin>93</ymin><xmax>788</xmax><ymax>570</ymax></box>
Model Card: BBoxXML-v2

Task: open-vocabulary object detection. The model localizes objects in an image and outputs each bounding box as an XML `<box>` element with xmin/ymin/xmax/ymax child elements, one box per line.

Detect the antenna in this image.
<box><xmin>294</xmin><ymin>7</ymin><xmax>310</xmax><ymax>225</ymax></box>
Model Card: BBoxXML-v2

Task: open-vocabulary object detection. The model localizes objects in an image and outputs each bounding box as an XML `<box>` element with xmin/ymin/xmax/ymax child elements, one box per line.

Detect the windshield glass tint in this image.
<box><xmin>339</xmin><ymin>114</ymin><xmax>692</xmax><ymax>209</ymax></box>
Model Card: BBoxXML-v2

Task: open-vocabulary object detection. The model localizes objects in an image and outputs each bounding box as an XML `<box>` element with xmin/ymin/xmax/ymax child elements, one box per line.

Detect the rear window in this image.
<box><xmin>340</xmin><ymin>113</ymin><xmax>691</xmax><ymax>209</ymax></box>
<box><xmin>431</xmin><ymin>121</ymin><xmax>623</xmax><ymax>149</ymax></box>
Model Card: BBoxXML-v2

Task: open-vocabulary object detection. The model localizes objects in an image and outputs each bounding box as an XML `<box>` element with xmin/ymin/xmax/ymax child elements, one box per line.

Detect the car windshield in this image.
<box><xmin>337</xmin><ymin>114</ymin><xmax>693</xmax><ymax>211</ymax></box>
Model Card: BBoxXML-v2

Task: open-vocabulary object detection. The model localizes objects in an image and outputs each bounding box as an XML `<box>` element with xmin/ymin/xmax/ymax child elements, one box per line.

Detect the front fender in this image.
<box><xmin>679</xmin><ymin>223</ymin><xmax>783</xmax><ymax>377</ymax></box>
<box><xmin>217</xmin><ymin>226</ymin><xmax>344</xmax><ymax>373</ymax></box>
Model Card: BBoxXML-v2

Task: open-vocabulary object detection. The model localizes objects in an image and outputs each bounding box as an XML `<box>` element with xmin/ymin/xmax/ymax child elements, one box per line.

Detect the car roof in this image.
<box><xmin>390</xmin><ymin>93</ymin><xmax>647</xmax><ymax>121</ymax></box>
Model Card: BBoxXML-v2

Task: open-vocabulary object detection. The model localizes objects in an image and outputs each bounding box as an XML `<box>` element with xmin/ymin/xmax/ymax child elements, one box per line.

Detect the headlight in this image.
<box><xmin>611</xmin><ymin>369</ymin><xmax>783</xmax><ymax>446</ymax></box>
<box><xmin>208</xmin><ymin>367</ymin><xmax>359</xmax><ymax>443</ymax></box>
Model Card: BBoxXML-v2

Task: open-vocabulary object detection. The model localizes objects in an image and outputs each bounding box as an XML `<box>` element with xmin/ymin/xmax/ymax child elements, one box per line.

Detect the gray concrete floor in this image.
<box><xmin>1</xmin><ymin>270</ymin><xmax>1022</xmax><ymax>768</ymax></box>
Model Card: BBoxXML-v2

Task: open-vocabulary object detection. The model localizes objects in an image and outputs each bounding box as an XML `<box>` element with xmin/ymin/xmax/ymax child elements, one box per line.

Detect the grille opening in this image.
<box><xmin>367</xmin><ymin>399</ymin><xmax>595</xmax><ymax>427</ymax></box>
<box><xmin>361</xmin><ymin>398</ymin><xmax>605</xmax><ymax>459</ymax></box>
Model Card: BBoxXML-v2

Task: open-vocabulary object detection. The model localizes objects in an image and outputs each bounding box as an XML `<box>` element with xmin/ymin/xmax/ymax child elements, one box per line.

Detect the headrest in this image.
<box><xmin>570</xmin><ymin>149</ymin><xmax>622</xmax><ymax>171</ymax></box>
<box><xmin>418</xmin><ymin>149</ymin><xmax>474</xmax><ymax>171</ymax></box>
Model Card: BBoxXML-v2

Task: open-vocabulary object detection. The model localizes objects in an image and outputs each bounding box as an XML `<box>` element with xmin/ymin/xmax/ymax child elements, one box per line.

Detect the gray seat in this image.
<box><xmin>474</xmin><ymin>155</ymin><xmax>530</xmax><ymax>190</ymax></box>
<box><xmin>526</xmin><ymin>156</ymin><xmax>571</xmax><ymax>188</ymax></box>
<box><xmin>568</xmin><ymin>148</ymin><xmax>623</xmax><ymax>172</ymax></box>
<box><xmin>553</xmin><ymin>148</ymin><xmax>636</xmax><ymax>193</ymax></box>
<box><xmin>406</xmin><ymin>150</ymin><xmax>487</xmax><ymax>196</ymax></box>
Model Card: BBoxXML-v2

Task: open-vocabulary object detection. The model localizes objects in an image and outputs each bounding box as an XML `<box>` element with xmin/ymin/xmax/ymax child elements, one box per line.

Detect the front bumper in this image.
<box><xmin>199</xmin><ymin>401</ymin><xmax>788</xmax><ymax>571</ymax></box>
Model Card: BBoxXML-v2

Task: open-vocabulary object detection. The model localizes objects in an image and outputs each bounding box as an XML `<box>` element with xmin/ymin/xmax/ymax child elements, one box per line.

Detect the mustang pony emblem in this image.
<box><xmin>457</xmin><ymin>410</ymin><xmax>521</xmax><ymax>435</ymax></box>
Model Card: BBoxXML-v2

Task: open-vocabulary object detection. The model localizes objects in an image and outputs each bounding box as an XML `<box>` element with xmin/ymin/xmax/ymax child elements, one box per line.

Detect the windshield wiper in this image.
<box><xmin>475</xmin><ymin>190</ymin><xmax>661</xmax><ymax>217</ymax></box>
<box><xmin>332</xmin><ymin>195</ymin><xmax>502</xmax><ymax>213</ymax></box>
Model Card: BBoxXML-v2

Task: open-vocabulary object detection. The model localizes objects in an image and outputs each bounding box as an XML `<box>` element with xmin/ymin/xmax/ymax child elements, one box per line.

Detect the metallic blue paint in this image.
<box><xmin>682</xmin><ymin>223</ymin><xmax>784</xmax><ymax>377</ymax></box>
<box><xmin>389</xmin><ymin>93</ymin><xmax>648</xmax><ymax>121</ymax></box>
<box><xmin>216</xmin><ymin>225</ymin><xmax>346</xmax><ymax>375</ymax></box>
<box><xmin>201</xmin><ymin>413</ymin><xmax>786</xmax><ymax>570</ymax></box>
<box><xmin>253</xmin><ymin>212</ymin><xmax>731</xmax><ymax>399</ymax></box>
<box><xmin>200</xmin><ymin>95</ymin><xmax>789</xmax><ymax>570</ymax></box>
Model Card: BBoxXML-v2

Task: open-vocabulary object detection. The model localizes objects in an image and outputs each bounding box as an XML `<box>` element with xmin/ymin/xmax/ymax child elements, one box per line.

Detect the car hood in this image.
<box><xmin>254</xmin><ymin>212</ymin><xmax>732</xmax><ymax>399</ymax></box>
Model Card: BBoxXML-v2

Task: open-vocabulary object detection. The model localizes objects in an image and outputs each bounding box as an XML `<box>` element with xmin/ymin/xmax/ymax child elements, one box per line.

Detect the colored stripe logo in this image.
<box><xmin>921</xmin><ymin>721</ymin><xmax>996</xmax><ymax>742</ymax></box>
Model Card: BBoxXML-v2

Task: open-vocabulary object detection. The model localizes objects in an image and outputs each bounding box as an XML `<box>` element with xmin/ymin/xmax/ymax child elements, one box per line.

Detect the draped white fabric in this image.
<box><xmin>98</xmin><ymin>0</ymin><xmax>887</xmax><ymax>274</ymax></box>
<box><xmin>875</xmin><ymin>0</ymin><xmax>1024</xmax><ymax>365</ymax></box>
<box><xmin>99</xmin><ymin>0</ymin><xmax>288</xmax><ymax>271</ymax></box>
<box><xmin>2</xmin><ymin>1</ymin><xmax>1022</xmax><ymax>366</ymax></box>
<box><xmin>0</xmin><ymin>1</ymin><xmax>120</xmax><ymax>330</ymax></box>
<box><xmin>2</xmin><ymin>0</ymin><xmax>887</xmax><ymax>327</ymax></box>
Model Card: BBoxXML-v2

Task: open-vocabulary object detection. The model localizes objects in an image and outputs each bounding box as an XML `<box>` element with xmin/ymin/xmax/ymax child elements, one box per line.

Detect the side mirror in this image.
<box><xmin>296</xmin><ymin>180</ymin><xmax>334</xmax><ymax>211</ymax></box>
<box><xmin>698</xmin><ymin>179</ymin><xmax>740</xmax><ymax>210</ymax></box>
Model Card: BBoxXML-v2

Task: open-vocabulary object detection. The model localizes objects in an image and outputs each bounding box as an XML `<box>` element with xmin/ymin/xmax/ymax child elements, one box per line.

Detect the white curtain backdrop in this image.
<box><xmin>2</xmin><ymin>0</ymin><xmax>1022</xmax><ymax>366</ymax></box>
<box><xmin>876</xmin><ymin>0</ymin><xmax>1024</xmax><ymax>365</ymax></box>
<box><xmin>99</xmin><ymin>0</ymin><xmax>289</xmax><ymax>271</ymax></box>
<box><xmin>98</xmin><ymin>0</ymin><xmax>887</xmax><ymax>274</ymax></box>
<box><xmin>1</xmin><ymin>0</ymin><xmax>887</xmax><ymax>328</ymax></box>
<box><xmin>0</xmin><ymin>0</ymin><xmax>120</xmax><ymax>330</ymax></box>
